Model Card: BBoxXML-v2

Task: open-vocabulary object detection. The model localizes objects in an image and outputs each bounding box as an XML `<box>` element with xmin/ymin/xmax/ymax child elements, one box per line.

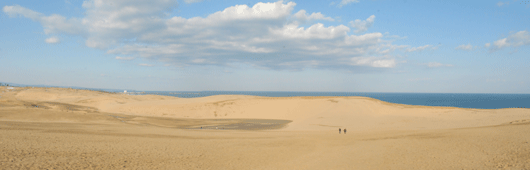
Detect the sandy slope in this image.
<box><xmin>1</xmin><ymin>86</ymin><xmax>530</xmax><ymax>169</ymax></box>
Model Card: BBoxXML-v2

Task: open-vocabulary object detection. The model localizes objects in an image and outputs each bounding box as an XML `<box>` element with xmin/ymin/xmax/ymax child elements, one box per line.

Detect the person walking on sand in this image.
<box><xmin>344</xmin><ymin>128</ymin><xmax>347</xmax><ymax>134</ymax></box>
<box><xmin>339</xmin><ymin>128</ymin><xmax>341</xmax><ymax>134</ymax></box>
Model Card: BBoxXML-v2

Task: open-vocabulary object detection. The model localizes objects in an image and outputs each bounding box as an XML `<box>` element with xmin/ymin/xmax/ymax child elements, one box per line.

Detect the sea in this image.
<box><xmin>2</xmin><ymin>82</ymin><xmax>529</xmax><ymax>109</ymax></box>
<box><xmin>124</xmin><ymin>91</ymin><xmax>530</xmax><ymax>109</ymax></box>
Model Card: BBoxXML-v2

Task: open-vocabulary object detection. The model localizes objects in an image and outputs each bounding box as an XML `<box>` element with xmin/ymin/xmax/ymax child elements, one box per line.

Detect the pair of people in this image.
<box><xmin>339</xmin><ymin>128</ymin><xmax>347</xmax><ymax>134</ymax></box>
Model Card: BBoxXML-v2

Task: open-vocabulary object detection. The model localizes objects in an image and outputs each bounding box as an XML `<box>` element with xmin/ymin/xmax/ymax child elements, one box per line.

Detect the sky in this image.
<box><xmin>1</xmin><ymin>0</ymin><xmax>529</xmax><ymax>93</ymax></box>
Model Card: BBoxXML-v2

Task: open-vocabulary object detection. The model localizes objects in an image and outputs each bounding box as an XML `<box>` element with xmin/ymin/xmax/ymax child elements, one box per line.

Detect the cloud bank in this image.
<box><xmin>4</xmin><ymin>0</ymin><xmax>411</xmax><ymax>70</ymax></box>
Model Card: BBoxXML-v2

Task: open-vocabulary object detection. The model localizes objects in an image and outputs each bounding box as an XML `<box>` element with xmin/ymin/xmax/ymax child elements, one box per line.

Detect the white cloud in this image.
<box><xmin>506</xmin><ymin>31</ymin><xmax>530</xmax><ymax>46</ymax></box>
<box><xmin>487</xmin><ymin>31</ymin><xmax>530</xmax><ymax>52</ymax></box>
<box><xmin>272</xmin><ymin>23</ymin><xmax>350</xmax><ymax>40</ymax></box>
<box><xmin>184</xmin><ymin>0</ymin><xmax>202</xmax><ymax>4</ymax></box>
<box><xmin>375</xmin><ymin>44</ymin><xmax>408</xmax><ymax>54</ymax></box>
<box><xmin>45</xmin><ymin>37</ymin><xmax>60</xmax><ymax>44</ymax></box>
<box><xmin>3</xmin><ymin>5</ymin><xmax>85</xmax><ymax>36</ymax></box>
<box><xmin>349</xmin><ymin>15</ymin><xmax>375</xmax><ymax>33</ymax></box>
<box><xmin>350</xmin><ymin>57</ymin><xmax>395</xmax><ymax>68</ymax></box>
<box><xmin>406</xmin><ymin>45</ymin><xmax>431</xmax><ymax>52</ymax></box>
<box><xmin>484</xmin><ymin>43</ymin><xmax>491</xmax><ymax>47</ymax></box>
<box><xmin>338</xmin><ymin>0</ymin><xmax>360</xmax><ymax>7</ymax></box>
<box><xmin>293</xmin><ymin>10</ymin><xmax>334</xmax><ymax>23</ymax></box>
<box><xmin>455</xmin><ymin>44</ymin><xmax>474</xmax><ymax>51</ymax></box>
<box><xmin>4</xmin><ymin>1</ymin><xmax>413</xmax><ymax>71</ymax></box>
<box><xmin>138</xmin><ymin>63</ymin><xmax>154</xmax><ymax>67</ymax></box>
<box><xmin>3</xmin><ymin>5</ymin><xmax>41</xmax><ymax>19</ymax></box>
<box><xmin>425</xmin><ymin>62</ymin><xmax>453</xmax><ymax>68</ymax></box>
<box><xmin>494</xmin><ymin>38</ymin><xmax>509</xmax><ymax>49</ymax></box>
<box><xmin>115</xmin><ymin>56</ymin><xmax>135</xmax><ymax>60</ymax></box>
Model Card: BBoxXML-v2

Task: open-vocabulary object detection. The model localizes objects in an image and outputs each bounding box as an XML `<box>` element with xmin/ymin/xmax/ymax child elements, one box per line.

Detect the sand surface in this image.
<box><xmin>1</xmin><ymin>86</ymin><xmax>530</xmax><ymax>169</ymax></box>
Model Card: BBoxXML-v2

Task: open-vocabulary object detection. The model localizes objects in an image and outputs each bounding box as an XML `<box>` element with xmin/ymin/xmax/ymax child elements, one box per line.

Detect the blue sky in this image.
<box><xmin>1</xmin><ymin>0</ymin><xmax>529</xmax><ymax>93</ymax></box>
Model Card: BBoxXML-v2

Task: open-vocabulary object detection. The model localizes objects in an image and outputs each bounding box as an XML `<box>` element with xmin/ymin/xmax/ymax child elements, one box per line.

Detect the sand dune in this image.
<box><xmin>11</xmin><ymin>87</ymin><xmax>530</xmax><ymax>131</ymax></box>
<box><xmin>2</xmin><ymin>86</ymin><xmax>530</xmax><ymax>169</ymax></box>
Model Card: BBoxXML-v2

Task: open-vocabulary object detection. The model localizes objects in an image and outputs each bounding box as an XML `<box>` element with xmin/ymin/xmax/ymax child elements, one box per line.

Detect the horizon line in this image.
<box><xmin>1</xmin><ymin>81</ymin><xmax>529</xmax><ymax>95</ymax></box>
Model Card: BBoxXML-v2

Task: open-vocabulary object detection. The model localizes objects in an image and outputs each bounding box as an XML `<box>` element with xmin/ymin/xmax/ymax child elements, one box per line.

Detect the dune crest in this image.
<box><xmin>7</xmin><ymin>87</ymin><xmax>530</xmax><ymax>131</ymax></box>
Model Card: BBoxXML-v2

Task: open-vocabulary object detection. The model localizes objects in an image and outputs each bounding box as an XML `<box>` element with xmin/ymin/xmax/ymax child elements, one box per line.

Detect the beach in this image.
<box><xmin>1</xmin><ymin>86</ymin><xmax>530</xmax><ymax>169</ymax></box>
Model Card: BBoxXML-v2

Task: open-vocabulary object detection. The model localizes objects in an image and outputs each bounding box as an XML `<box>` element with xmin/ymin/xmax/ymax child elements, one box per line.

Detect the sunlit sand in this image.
<box><xmin>1</xmin><ymin>86</ymin><xmax>530</xmax><ymax>169</ymax></box>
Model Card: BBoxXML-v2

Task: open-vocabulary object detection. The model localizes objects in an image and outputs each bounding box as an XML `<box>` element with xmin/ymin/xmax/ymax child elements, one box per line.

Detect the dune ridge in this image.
<box><xmin>8</xmin><ymin>87</ymin><xmax>530</xmax><ymax>131</ymax></box>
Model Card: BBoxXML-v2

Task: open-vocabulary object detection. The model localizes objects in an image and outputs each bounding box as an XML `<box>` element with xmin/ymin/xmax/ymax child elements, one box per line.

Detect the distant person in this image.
<box><xmin>344</xmin><ymin>129</ymin><xmax>347</xmax><ymax>134</ymax></box>
<box><xmin>339</xmin><ymin>128</ymin><xmax>341</xmax><ymax>134</ymax></box>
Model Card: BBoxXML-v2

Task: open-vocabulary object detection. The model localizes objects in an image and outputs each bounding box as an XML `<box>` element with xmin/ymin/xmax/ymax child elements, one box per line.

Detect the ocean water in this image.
<box><xmin>5</xmin><ymin>83</ymin><xmax>528</xmax><ymax>109</ymax></box>
<box><xmin>131</xmin><ymin>91</ymin><xmax>530</xmax><ymax>109</ymax></box>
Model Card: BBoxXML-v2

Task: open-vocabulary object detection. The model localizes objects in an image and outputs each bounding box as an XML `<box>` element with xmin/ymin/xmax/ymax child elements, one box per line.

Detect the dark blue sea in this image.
<box><xmin>128</xmin><ymin>91</ymin><xmax>530</xmax><ymax>109</ymax></box>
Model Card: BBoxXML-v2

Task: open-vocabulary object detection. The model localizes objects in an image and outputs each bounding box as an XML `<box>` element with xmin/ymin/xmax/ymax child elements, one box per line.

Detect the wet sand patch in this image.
<box><xmin>186</xmin><ymin>119</ymin><xmax>292</xmax><ymax>130</ymax></box>
<box><xmin>106</xmin><ymin>114</ymin><xmax>292</xmax><ymax>131</ymax></box>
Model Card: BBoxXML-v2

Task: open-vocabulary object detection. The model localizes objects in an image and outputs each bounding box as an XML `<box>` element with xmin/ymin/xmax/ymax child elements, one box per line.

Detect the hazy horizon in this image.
<box><xmin>4</xmin><ymin>81</ymin><xmax>530</xmax><ymax>95</ymax></box>
<box><xmin>1</xmin><ymin>0</ymin><xmax>529</xmax><ymax>93</ymax></box>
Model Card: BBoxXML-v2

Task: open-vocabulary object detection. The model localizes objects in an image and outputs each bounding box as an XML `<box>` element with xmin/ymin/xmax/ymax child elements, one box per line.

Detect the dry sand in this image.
<box><xmin>1</xmin><ymin>86</ymin><xmax>530</xmax><ymax>169</ymax></box>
